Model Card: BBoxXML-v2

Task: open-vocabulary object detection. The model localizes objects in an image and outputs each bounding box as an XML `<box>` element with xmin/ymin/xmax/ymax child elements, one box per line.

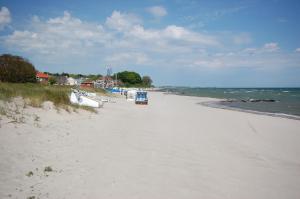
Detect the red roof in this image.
<box><xmin>81</xmin><ymin>81</ymin><xmax>93</xmax><ymax>84</ymax></box>
<box><xmin>36</xmin><ymin>72</ymin><xmax>49</xmax><ymax>79</ymax></box>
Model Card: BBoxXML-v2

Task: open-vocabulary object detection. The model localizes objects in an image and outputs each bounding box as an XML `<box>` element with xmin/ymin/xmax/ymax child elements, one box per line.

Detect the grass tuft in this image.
<box><xmin>44</xmin><ymin>166</ymin><xmax>53</xmax><ymax>172</ymax></box>
<box><xmin>26</xmin><ymin>171</ymin><xmax>34</xmax><ymax>177</ymax></box>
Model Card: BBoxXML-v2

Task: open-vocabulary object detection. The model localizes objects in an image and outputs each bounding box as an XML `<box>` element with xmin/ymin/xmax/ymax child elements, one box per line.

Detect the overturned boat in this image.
<box><xmin>70</xmin><ymin>89</ymin><xmax>104</xmax><ymax>108</ymax></box>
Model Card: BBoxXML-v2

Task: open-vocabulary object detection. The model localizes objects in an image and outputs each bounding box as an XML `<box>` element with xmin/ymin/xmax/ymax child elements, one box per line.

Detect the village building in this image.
<box><xmin>80</xmin><ymin>80</ymin><xmax>94</xmax><ymax>88</ymax></box>
<box><xmin>74</xmin><ymin>78</ymin><xmax>85</xmax><ymax>85</ymax></box>
<box><xmin>36</xmin><ymin>72</ymin><xmax>49</xmax><ymax>83</ymax></box>
<box><xmin>56</xmin><ymin>76</ymin><xmax>68</xmax><ymax>85</ymax></box>
<box><xmin>66</xmin><ymin>77</ymin><xmax>78</xmax><ymax>85</ymax></box>
<box><xmin>94</xmin><ymin>76</ymin><xmax>121</xmax><ymax>89</ymax></box>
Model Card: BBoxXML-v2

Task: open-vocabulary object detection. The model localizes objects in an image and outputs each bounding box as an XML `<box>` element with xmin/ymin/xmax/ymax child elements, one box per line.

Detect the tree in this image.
<box><xmin>87</xmin><ymin>74</ymin><xmax>102</xmax><ymax>81</ymax></box>
<box><xmin>48</xmin><ymin>76</ymin><xmax>57</xmax><ymax>85</ymax></box>
<box><xmin>142</xmin><ymin>76</ymin><xmax>152</xmax><ymax>87</ymax></box>
<box><xmin>115</xmin><ymin>71</ymin><xmax>142</xmax><ymax>86</ymax></box>
<box><xmin>0</xmin><ymin>54</ymin><xmax>37</xmax><ymax>83</ymax></box>
<box><xmin>61</xmin><ymin>72</ymin><xmax>69</xmax><ymax>77</ymax></box>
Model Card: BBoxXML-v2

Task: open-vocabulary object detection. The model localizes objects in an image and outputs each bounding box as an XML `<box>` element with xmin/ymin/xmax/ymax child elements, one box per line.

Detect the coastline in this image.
<box><xmin>199</xmin><ymin>99</ymin><xmax>300</xmax><ymax>121</ymax></box>
<box><xmin>162</xmin><ymin>91</ymin><xmax>300</xmax><ymax>121</ymax></box>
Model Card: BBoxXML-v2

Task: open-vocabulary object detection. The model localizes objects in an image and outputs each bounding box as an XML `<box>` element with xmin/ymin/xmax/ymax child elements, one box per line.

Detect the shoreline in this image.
<box><xmin>200</xmin><ymin>100</ymin><xmax>300</xmax><ymax>121</ymax></box>
<box><xmin>162</xmin><ymin>92</ymin><xmax>300</xmax><ymax>121</ymax></box>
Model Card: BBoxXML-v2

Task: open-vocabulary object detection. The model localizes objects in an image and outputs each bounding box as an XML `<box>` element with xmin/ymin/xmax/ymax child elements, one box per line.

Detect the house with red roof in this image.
<box><xmin>36</xmin><ymin>72</ymin><xmax>49</xmax><ymax>83</ymax></box>
<box><xmin>80</xmin><ymin>80</ymin><xmax>94</xmax><ymax>88</ymax></box>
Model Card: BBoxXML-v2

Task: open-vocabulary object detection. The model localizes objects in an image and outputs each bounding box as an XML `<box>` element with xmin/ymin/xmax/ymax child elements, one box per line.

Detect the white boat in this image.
<box><xmin>70</xmin><ymin>89</ymin><xmax>103</xmax><ymax>108</ymax></box>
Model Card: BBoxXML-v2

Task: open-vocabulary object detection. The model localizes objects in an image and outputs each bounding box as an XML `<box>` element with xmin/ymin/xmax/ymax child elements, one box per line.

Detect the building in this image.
<box><xmin>74</xmin><ymin>78</ymin><xmax>85</xmax><ymax>85</ymax></box>
<box><xmin>94</xmin><ymin>78</ymin><xmax>105</xmax><ymax>89</ymax></box>
<box><xmin>94</xmin><ymin>76</ymin><xmax>121</xmax><ymax>89</ymax></box>
<box><xmin>80</xmin><ymin>80</ymin><xmax>94</xmax><ymax>88</ymax></box>
<box><xmin>36</xmin><ymin>72</ymin><xmax>49</xmax><ymax>83</ymax></box>
<box><xmin>66</xmin><ymin>77</ymin><xmax>78</xmax><ymax>85</ymax></box>
<box><xmin>56</xmin><ymin>76</ymin><xmax>68</xmax><ymax>85</ymax></box>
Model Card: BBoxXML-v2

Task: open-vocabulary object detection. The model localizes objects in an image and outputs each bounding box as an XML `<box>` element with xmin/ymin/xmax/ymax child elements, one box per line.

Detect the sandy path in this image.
<box><xmin>1</xmin><ymin>92</ymin><xmax>300</xmax><ymax>199</ymax></box>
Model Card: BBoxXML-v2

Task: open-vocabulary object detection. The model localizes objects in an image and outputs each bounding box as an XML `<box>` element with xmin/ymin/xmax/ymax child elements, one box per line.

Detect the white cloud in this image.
<box><xmin>4</xmin><ymin>11</ymin><xmax>111</xmax><ymax>59</ymax></box>
<box><xmin>105</xmin><ymin>11</ymin><xmax>141</xmax><ymax>31</ymax></box>
<box><xmin>263</xmin><ymin>42</ymin><xmax>279</xmax><ymax>52</ymax></box>
<box><xmin>295</xmin><ymin>48</ymin><xmax>300</xmax><ymax>52</ymax></box>
<box><xmin>211</xmin><ymin>6</ymin><xmax>247</xmax><ymax>19</ymax></box>
<box><xmin>105</xmin><ymin>52</ymin><xmax>149</xmax><ymax>65</ymax></box>
<box><xmin>4</xmin><ymin>10</ymin><xmax>218</xmax><ymax>56</ymax></box>
<box><xmin>163</xmin><ymin>25</ymin><xmax>218</xmax><ymax>45</ymax></box>
<box><xmin>242</xmin><ymin>42</ymin><xmax>280</xmax><ymax>55</ymax></box>
<box><xmin>127</xmin><ymin>24</ymin><xmax>219</xmax><ymax>47</ymax></box>
<box><xmin>2</xmin><ymin>10</ymin><xmax>299</xmax><ymax>72</ymax></box>
<box><xmin>191</xmin><ymin>50</ymin><xmax>299</xmax><ymax>69</ymax></box>
<box><xmin>147</xmin><ymin>6</ymin><xmax>167</xmax><ymax>17</ymax></box>
<box><xmin>0</xmin><ymin>6</ymin><xmax>11</xmax><ymax>30</ymax></box>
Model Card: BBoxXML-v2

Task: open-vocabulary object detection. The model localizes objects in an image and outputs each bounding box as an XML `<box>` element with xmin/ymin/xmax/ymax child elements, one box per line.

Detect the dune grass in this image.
<box><xmin>0</xmin><ymin>83</ymin><xmax>71</xmax><ymax>107</ymax></box>
<box><xmin>80</xmin><ymin>86</ymin><xmax>110</xmax><ymax>96</ymax></box>
<box><xmin>0</xmin><ymin>83</ymin><xmax>104</xmax><ymax>113</ymax></box>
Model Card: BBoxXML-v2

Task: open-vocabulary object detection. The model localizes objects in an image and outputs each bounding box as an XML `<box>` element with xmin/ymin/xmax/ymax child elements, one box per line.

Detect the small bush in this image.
<box><xmin>44</xmin><ymin>166</ymin><xmax>53</xmax><ymax>172</ymax></box>
<box><xmin>26</xmin><ymin>171</ymin><xmax>34</xmax><ymax>177</ymax></box>
<box><xmin>48</xmin><ymin>76</ymin><xmax>57</xmax><ymax>85</ymax></box>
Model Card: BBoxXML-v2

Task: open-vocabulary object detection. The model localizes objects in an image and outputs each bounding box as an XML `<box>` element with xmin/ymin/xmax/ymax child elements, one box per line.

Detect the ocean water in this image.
<box><xmin>160</xmin><ymin>87</ymin><xmax>300</xmax><ymax>117</ymax></box>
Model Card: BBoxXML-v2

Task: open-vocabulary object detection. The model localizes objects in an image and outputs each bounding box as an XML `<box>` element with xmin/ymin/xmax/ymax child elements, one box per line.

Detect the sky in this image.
<box><xmin>0</xmin><ymin>0</ymin><xmax>300</xmax><ymax>87</ymax></box>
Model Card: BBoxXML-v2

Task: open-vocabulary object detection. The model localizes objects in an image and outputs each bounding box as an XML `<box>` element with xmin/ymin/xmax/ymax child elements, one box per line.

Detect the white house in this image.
<box><xmin>67</xmin><ymin>77</ymin><xmax>78</xmax><ymax>85</ymax></box>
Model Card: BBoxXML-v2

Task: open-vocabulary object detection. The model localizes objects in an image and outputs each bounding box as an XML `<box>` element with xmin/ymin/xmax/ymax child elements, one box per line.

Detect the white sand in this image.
<box><xmin>1</xmin><ymin>92</ymin><xmax>300</xmax><ymax>199</ymax></box>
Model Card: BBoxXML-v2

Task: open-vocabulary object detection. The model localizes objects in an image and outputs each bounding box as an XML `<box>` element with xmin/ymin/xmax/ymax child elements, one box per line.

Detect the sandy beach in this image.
<box><xmin>1</xmin><ymin>91</ymin><xmax>300</xmax><ymax>199</ymax></box>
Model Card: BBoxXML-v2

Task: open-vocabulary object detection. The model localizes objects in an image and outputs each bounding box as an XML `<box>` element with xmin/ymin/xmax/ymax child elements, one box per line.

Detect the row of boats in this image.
<box><xmin>70</xmin><ymin>89</ymin><xmax>105</xmax><ymax>108</ymax></box>
<box><xmin>69</xmin><ymin>88</ymin><xmax>148</xmax><ymax>108</ymax></box>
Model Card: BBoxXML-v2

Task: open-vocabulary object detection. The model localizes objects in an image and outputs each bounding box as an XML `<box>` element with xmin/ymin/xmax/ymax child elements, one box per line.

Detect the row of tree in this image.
<box><xmin>114</xmin><ymin>71</ymin><xmax>152</xmax><ymax>87</ymax></box>
<box><xmin>0</xmin><ymin>54</ymin><xmax>153</xmax><ymax>87</ymax></box>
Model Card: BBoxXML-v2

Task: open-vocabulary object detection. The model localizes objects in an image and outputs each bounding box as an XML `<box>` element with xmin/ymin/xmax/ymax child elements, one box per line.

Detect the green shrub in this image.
<box><xmin>48</xmin><ymin>76</ymin><xmax>57</xmax><ymax>85</ymax></box>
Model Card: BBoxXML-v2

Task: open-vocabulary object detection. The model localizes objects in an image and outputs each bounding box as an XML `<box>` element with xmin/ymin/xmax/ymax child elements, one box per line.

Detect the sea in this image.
<box><xmin>160</xmin><ymin>87</ymin><xmax>300</xmax><ymax>119</ymax></box>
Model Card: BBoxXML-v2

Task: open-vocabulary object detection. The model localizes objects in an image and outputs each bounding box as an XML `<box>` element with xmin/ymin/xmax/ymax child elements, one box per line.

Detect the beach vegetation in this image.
<box><xmin>33</xmin><ymin>114</ymin><xmax>40</xmax><ymax>122</ymax></box>
<box><xmin>80</xmin><ymin>86</ymin><xmax>107</xmax><ymax>95</ymax></box>
<box><xmin>26</xmin><ymin>171</ymin><xmax>34</xmax><ymax>177</ymax></box>
<box><xmin>48</xmin><ymin>76</ymin><xmax>57</xmax><ymax>85</ymax></box>
<box><xmin>0</xmin><ymin>83</ymin><xmax>70</xmax><ymax>106</ymax></box>
<box><xmin>44</xmin><ymin>166</ymin><xmax>53</xmax><ymax>172</ymax></box>
<box><xmin>0</xmin><ymin>83</ymin><xmax>104</xmax><ymax>113</ymax></box>
<box><xmin>86</xmin><ymin>74</ymin><xmax>102</xmax><ymax>81</ymax></box>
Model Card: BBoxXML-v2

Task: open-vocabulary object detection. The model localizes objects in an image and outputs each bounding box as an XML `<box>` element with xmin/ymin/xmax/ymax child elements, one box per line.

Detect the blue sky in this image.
<box><xmin>0</xmin><ymin>0</ymin><xmax>300</xmax><ymax>87</ymax></box>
